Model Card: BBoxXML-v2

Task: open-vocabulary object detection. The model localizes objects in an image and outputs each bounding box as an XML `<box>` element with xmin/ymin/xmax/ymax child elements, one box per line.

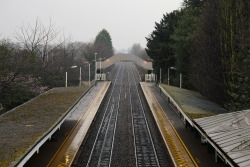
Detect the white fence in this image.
<box><xmin>95</xmin><ymin>74</ymin><xmax>106</xmax><ymax>81</ymax></box>
<box><xmin>145</xmin><ymin>74</ymin><xmax>155</xmax><ymax>82</ymax></box>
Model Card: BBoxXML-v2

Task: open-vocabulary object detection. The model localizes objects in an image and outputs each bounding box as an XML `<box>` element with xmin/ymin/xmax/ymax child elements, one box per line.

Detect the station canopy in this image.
<box><xmin>194</xmin><ymin>109</ymin><xmax>250</xmax><ymax>167</ymax></box>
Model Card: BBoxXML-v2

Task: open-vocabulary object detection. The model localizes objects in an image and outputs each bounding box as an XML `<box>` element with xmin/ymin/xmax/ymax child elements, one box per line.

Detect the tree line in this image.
<box><xmin>146</xmin><ymin>0</ymin><xmax>249</xmax><ymax>111</ymax></box>
<box><xmin>0</xmin><ymin>19</ymin><xmax>113</xmax><ymax>112</ymax></box>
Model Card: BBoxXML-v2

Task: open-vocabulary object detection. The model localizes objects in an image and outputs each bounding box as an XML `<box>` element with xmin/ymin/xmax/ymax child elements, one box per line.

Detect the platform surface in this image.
<box><xmin>141</xmin><ymin>82</ymin><xmax>197</xmax><ymax>167</ymax></box>
<box><xmin>143</xmin><ymin>82</ymin><xmax>230</xmax><ymax>167</ymax></box>
<box><xmin>0</xmin><ymin>86</ymin><xmax>89</xmax><ymax>167</ymax></box>
<box><xmin>47</xmin><ymin>81</ymin><xmax>110</xmax><ymax>167</ymax></box>
<box><xmin>160</xmin><ymin>84</ymin><xmax>227</xmax><ymax>119</ymax></box>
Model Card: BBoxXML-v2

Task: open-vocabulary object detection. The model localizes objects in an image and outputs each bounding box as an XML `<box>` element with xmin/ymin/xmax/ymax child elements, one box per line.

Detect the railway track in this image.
<box><xmin>74</xmin><ymin>62</ymin><xmax>172</xmax><ymax>167</ymax></box>
<box><xmin>86</xmin><ymin>63</ymin><xmax>124</xmax><ymax>167</ymax></box>
<box><xmin>128</xmin><ymin>63</ymin><xmax>160</xmax><ymax>167</ymax></box>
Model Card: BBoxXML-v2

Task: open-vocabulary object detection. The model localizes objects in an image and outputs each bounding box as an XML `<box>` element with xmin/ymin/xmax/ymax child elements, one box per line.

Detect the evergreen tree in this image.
<box><xmin>146</xmin><ymin>10</ymin><xmax>181</xmax><ymax>83</ymax></box>
<box><xmin>192</xmin><ymin>0</ymin><xmax>250</xmax><ymax>110</ymax></box>
<box><xmin>94</xmin><ymin>29</ymin><xmax>114</xmax><ymax>59</ymax></box>
<box><xmin>172</xmin><ymin>0</ymin><xmax>202</xmax><ymax>88</ymax></box>
<box><xmin>146</xmin><ymin>0</ymin><xmax>249</xmax><ymax>111</ymax></box>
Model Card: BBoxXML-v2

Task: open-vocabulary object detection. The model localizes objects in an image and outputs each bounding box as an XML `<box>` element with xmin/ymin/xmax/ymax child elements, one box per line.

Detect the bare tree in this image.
<box><xmin>14</xmin><ymin>18</ymin><xmax>60</xmax><ymax>66</ymax></box>
<box><xmin>129</xmin><ymin>43</ymin><xmax>142</xmax><ymax>56</ymax></box>
<box><xmin>13</xmin><ymin>18</ymin><xmax>81</xmax><ymax>88</ymax></box>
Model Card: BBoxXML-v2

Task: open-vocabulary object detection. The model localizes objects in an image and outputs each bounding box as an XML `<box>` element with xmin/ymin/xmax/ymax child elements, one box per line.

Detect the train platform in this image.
<box><xmin>140</xmin><ymin>82</ymin><xmax>197</xmax><ymax>167</ymax></box>
<box><xmin>47</xmin><ymin>81</ymin><xmax>110</xmax><ymax>166</ymax></box>
<box><xmin>0</xmin><ymin>81</ymin><xmax>110</xmax><ymax>167</ymax></box>
<box><xmin>159</xmin><ymin>84</ymin><xmax>227</xmax><ymax>125</ymax></box>
<box><xmin>0</xmin><ymin>86</ymin><xmax>90</xmax><ymax>167</ymax></box>
<box><xmin>155</xmin><ymin>83</ymin><xmax>250</xmax><ymax>166</ymax></box>
<box><xmin>140</xmin><ymin>82</ymin><xmax>228</xmax><ymax>167</ymax></box>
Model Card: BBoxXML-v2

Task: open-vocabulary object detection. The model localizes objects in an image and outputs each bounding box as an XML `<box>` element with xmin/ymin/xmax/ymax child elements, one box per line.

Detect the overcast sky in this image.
<box><xmin>0</xmin><ymin>0</ymin><xmax>183</xmax><ymax>52</ymax></box>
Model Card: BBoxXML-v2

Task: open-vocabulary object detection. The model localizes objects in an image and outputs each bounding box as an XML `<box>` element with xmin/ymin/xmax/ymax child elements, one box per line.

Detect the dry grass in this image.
<box><xmin>0</xmin><ymin>86</ymin><xmax>89</xmax><ymax>166</ymax></box>
<box><xmin>160</xmin><ymin>84</ymin><xmax>227</xmax><ymax>120</ymax></box>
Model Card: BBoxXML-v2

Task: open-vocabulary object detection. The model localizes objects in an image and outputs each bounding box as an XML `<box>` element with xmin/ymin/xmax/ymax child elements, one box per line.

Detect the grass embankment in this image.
<box><xmin>160</xmin><ymin>84</ymin><xmax>227</xmax><ymax>119</ymax></box>
<box><xmin>0</xmin><ymin>86</ymin><xmax>89</xmax><ymax>167</ymax></box>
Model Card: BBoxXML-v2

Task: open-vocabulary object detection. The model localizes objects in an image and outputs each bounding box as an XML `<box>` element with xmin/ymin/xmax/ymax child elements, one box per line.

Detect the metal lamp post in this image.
<box><xmin>169</xmin><ymin>67</ymin><xmax>182</xmax><ymax>88</ymax></box>
<box><xmin>99</xmin><ymin>58</ymin><xmax>102</xmax><ymax>80</ymax></box>
<box><xmin>95</xmin><ymin>53</ymin><xmax>97</xmax><ymax>81</ymax></box>
<box><xmin>65</xmin><ymin>65</ymin><xmax>77</xmax><ymax>87</ymax></box>
<box><xmin>168</xmin><ymin>68</ymin><xmax>170</xmax><ymax>85</ymax></box>
<box><xmin>79</xmin><ymin>67</ymin><xmax>81</xmax><ymax>87</ymax></box>
<box><xmin>160</xmin><ymin>68</ymin><xmax>162</xmax><ymax>84</ymax></box>
<box><xmin>84</xmin><ymin>61</ymin><xmax>91</xmax><ymax>86</ymax></box>
<box><xmin>65</xmin><ymin>72</ymin><xmax>67</xmax><ymax>87</ymax></box>
<box><xmin>88</xmin><ymin>63</ymin><xmax>90</xmax><ymax>86</ymax></box>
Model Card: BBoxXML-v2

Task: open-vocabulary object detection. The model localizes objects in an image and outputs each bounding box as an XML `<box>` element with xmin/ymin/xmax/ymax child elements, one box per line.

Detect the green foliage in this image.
<box><xmin>227</xmin><ymin>74</ymin><xmax>250</xmax><ymax>111</ymax></box>
<box><xmin>146</xmin><ymin>0</ymin><xmax>249</xmax><ymax>111</ymax></box>
<box><xmin>1</xmin><ymin>20</ymin><xmax>101</xmax><ymax>114</ymax></box>
<box><xmin>1</xmin><ymin>82</ymin><xmax>38</xmax><ymax>111</ymax></box>
<box><xmin>40</xmin><ymin>70</ymin><xmax>65</xmax><ymax>88</ymax></box>
<box><xmin>0</xmin><ymin>39</ymin><xmax>66</xmax><ymax>112</ymax></box>
<box><xmin>182</xmin><ymin>0</ymin><xmax>202</xmax><ymax>8</ymax></box>
<box><xmin>193</xmin><ymin>0</ymin><xmax>250</xmax><ymax>110</ymax></box>
<box><xmin>172</xmin><ymin>1</ymin><xmax>202</xmax><ymax>88</ymax></box>
<box><xmin>191</xmin><ymin>0</ymin><xmax>226</xmax><ymax>105</ymax></box>
<box><xmin>94</xmin><ymin>29</ymin><xmax>114</xmax><ymax>58</ymax></box>
<box><xmin>146</xmin><ymin>10</ymin><xmax>181</xmax><ymax>82</ymax></box>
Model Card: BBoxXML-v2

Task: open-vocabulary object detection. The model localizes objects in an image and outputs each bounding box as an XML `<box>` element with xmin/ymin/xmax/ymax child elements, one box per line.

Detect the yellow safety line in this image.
<box><xmin>154</xmin><ymin>105</ymin><xmax>187</xmax><ymax>166</ymax></box>
<box><xmin>46</xmin><ymin>89</ymin><xmax>99</xmax><ymax>167</ymax></box>
<box><xmin>145</xmin><ymin>83</ymin><xmax>198</xmax><ymax>167</ymax></box>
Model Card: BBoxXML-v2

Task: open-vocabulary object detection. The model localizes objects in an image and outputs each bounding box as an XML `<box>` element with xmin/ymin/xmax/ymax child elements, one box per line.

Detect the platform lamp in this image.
<box><xmin>84</xmin><ymin>61</ymin><xmax>90</xmax><ymax>86</ymax></box>
<box><xmin>65</xmin><ymin>65</ymin><xmax>77</xmax><ymax>87</ymax></box>
<box><xmin>168</xmin><ymin>67</ymin><xmax>182</xmax><ymax>88</ymax></box>
<box><xmin>99</xmin><ymin>58</ymin><xmax>102</xmax><ymax>80</ymax></box>
<box><xmin>95</xmin><ymin>53</ymin><xmax>97</xmax><ymax>81</ymax></box>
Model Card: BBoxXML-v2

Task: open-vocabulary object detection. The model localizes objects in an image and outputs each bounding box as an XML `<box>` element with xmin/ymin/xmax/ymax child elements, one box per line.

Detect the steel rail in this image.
<box><xmin>97</xmin><ymin>63</ymin><xmax>124</xmax><ymax>167</ymax></box>
<box><xmin>86</xmin><ymin>63</ymin><xmax>123</xmax><ymax>167</ymax></box>
<box><xmin>128</xmin><ymin>63</ymin><xmax>138</xmax><ymax>167</ymax></box>
<box><xmin>86</xmin><ymin>62</ymin><xmax>124</xmax><ymax>167</ymax></box>
<box><xmin>107</xmin><ymin>63</ymin><xmax>125</xmax><ymax>167</ymax></box>
<box><xmin>129</xmin><ymin>62</ymin><xmax>160</xmax><ymax>167</ymax></box>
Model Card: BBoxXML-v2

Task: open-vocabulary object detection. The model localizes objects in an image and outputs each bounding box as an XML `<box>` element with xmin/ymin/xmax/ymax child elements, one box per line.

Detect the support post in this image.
<box><xmin>180</xmin><ymin>73</ymin><xmax>182</xmax><ymax>88</ymax></box>
<box><xmin>155</xmin><ymin>74</ymin><xmax>157</xmax><ymax>86</ymax></box>
<box><xmin>79</xmin><ymin>67</ymin><xmax>81</xmax><ymax>87</ymax></box>
<box><xmin>168</xmin><ymin>68</ymin><xmax>170</xmax><ymax>85</ymax></box>
<box><xmin>95</xmin><ymin>53</ymin><xmax>97</xmax><ymax>83</ymax></box>
<box><xmin>215</xmin><ymin>150</ymin><xmax>218</xmax><ymax>163</ymax></box>
<box><xmin>65</xmin><ymin>72</ymin><xmax>68</xmax><ymax>87</ymax></box>
<box><xmin>160</xmin><ymin>68</ymin><xmax>162</xmax><ymax>84</ymax></box>
<box><xmin>100</xmin><ymin>60</ymin><xmax>102</xmax><ymax>80</ymax></box>
<box><xmin>89</xmin><ymin>63</ymin><xmax>90</xmax><ymax>86</ymax></box>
